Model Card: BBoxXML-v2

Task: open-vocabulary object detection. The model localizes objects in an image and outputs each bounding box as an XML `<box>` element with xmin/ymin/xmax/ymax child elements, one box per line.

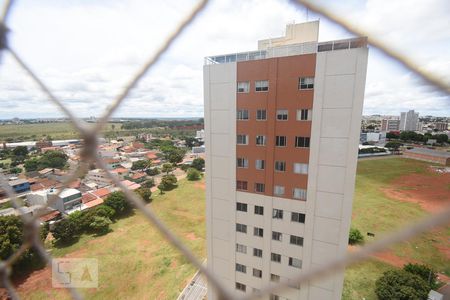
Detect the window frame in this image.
<box><xmin>253</xmin><ymin>268</ymin><xmax>262</xmax><ymax>278</ymax></box>
<box><xmin>236</xmin><ymin>263</ymin><xmax>246</xmax><ymax>273</ymax></box>
<box><xmin>236</xmin><ymin>243</ymin><xmax>247</xmax><ymax>254</ymax></box>
<box><xmin>297</xmin><ymin>109</ymin><xmax>312</xmax><ymax>121</ymax></box>
<box><xmin>255</xmin><ymin>183</ymin><xmax>265</xmax><ymax>193</ymax></box>
<box><xmin>256</xmin><ymin>109</ymin><xmax>267</xmax><ymax>121</ymax></box>
<box><xmin>237</xmin><ymin>109</ymin><xmax>249</xmax><ymax>120</ymax></box>
<box><xmin>274</xmin><ymin>185</ymin><xmax>285</xmax><ymax>196</ymax></box>
<box><xmin>237</xmin><ymin>134</ymin><xmax>249</xmax><ymax>145</ymax></box>
<box><xmin>289</xmin><ymin>257</ymin><xmax>302</xmax><ymax>269</ymax></box>
<box><xmin>255</xmin><ymin>135</ymin><xmax>266</xmax><ymax>146</ymax></box>
<box><xmin>235</xmin><ymin>282</ymin><xmax>246</xmax><ymax>292</ymax></box>
<box><xmin>291</xmin><ymin>212</ymin><xmax>306</xmax><ymax>223</ymax></box>
<box><xmin>254</xmin><ymin>205</ymin><xmax>264</xmax><ymax>215</ymax></box>
<box><xmin>272</xmin><ymin>208</ymin><xmax>283</xmax><ymax>219</ymax></box>
<box><xmin>237</xmin><ymin>81</ymin><xmax>250</xmax><ymax>93</ymax></box>
<box><xmin>254</xmin><ymin>227</ymin><xmax>264</xmax><ymax>237</ymax></box>
<box><xmin>274</xmin><ymin>161</ymin><xmax>286</xmax><ymax>172</ymax></box>
<box><xmin>236</xmin><ymin>223</ymin><xmax>247</xmax><ymax>233</ymax></box>
<box><xmin>255</xmin><ymin>80</ymin><xmax>269</xmax><ymax>92</ymax></box>
<box><xmin>275</xmin><ymin>136</ymin><xmax>287</xmax><ymax>147</ymax></box>
<box><xmin>276</xmin><ymin>109</ymin><xmax>288</xmax><ymax>121</ymax></box>
<box><xmin>236</xmin><ymin>202</ymin><xmax>248</xmax><ymax>212</ymax></box>
<box><xmin>272</xmin><ymin>231</ymin><xmax>282</xmax><ymax>241</ymax></box>
<box><xmin>253</xmin><ymin>248</ymin><xmax>263</xmax><ymax>257</ymax></box>
<box><xmin>271</xmin><ymin>253</ymin><xmax>281</xmax><ymax>263</ymax></box>
<box><xmin>295</xmin><ymin>136</ymin><xmax>310</xmax><ymax>148</ymax></box>
<box><xmin>298</xmin><ymin>77</ymin><xmax>314</xmax><ymax>90</ymax></box>
<box><xmin>290</xmin><ymin>235</ymin><xmax>304</xmax><ymax>246</ymax></box>
<box><xmin>293</xmin><ymin>188</ymin><xmax>307</xmax><ymax>200</ymax></box>
<box><xmin>293</xmin><ymin>163</ymin><xmax>308</xmax><ymax>174</ymax></box>
<box><xmin>255</xmin><ymin>159</ymin><xmax>265</xmax><ymax>170</ymax></box>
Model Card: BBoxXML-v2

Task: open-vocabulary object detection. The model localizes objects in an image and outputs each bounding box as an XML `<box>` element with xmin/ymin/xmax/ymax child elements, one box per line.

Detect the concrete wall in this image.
<box><xmin>204</xmin><ymin>62</ymin><xmax>237</xmax><ymax>299</ymax></box>
<box><xmin>303</xmin><ymin>47</ymin><xmax>368</xmax><ymax>299</ymax></box>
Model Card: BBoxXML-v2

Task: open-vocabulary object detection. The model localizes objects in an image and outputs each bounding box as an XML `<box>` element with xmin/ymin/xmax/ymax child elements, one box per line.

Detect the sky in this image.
<box><xmin>0</xmin><ymin>0</ymin><xmax>449</xmax><ymax>119</ymax></box>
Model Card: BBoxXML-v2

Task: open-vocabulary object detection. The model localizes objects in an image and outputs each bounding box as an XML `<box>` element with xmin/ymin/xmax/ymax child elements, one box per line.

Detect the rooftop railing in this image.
<box><xmin>204</xmin><ymin>37</ymin><xmax>368</xmax><ymax>65</ymax></box>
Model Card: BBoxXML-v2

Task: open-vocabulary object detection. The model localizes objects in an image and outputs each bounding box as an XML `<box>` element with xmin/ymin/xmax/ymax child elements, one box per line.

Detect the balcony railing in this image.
<box><xmin>204</xmin><ymin>37</ymin><xmax>367</xmax><ymax>65</ymax></box>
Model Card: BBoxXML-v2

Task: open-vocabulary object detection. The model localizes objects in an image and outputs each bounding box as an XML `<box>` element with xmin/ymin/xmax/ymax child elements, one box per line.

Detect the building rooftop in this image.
<box><xmin>205</xmin><ymin>37</ymin><xmax>367</xmax><ymax>65</ymax></box>
<box><xmin>8</xmin><ymin>178</ymin><xmax>29</xmax><ymax>186</ymax></box>
<box><xmin>405</xmin><ymin>148</ymin><xmax>450</xmax><ymax>158</ymax></box>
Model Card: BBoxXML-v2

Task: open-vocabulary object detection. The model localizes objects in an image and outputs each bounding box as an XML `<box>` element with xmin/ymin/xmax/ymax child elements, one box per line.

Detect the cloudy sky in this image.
<box><xmin>0</xmin><ymin>0</ymin><xmax>449</xmax><ymax>119</ymax></box>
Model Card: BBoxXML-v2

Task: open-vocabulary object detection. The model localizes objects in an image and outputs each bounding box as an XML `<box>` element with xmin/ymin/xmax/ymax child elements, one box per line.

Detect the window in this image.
<box><xmin>295</xmin><ymin>136</ymin><xmax>310</xmax><ymax>148</ymax></box>
<box><xmin>236</xmin><ymin>223</ymin><xmax>247</xmax><ymax>233</ymax></box>
<box><xmin>255</xmin><ymin>80</ymin><xmax>269</xmax><ymax>92</ymax></box>
<box><xmin>237</xmin><ymin>158</ymin><xmax>249</xmax><ymax>168</ymax></box>
<box><xmin>293</xmin><ymin>163</ymin><xmax>308</xmax><ymax>174</ymax></box>
<box><xmin>253</xmin><ymin>248</ymin><xmax>263</xmax><ymax>257</ymax></box>
<box><xmin>288</xmin><ymin>280</ymin><xmax>301</xmax><ymax>290</ymax></box>
<box><xmin>253</xmin><ymin>268</ymin><xmax>262</xmax><ymax>278</ymax></box>
<box><xmin>270</xmin><ymin>273</ymin><xmax>280</xmax><ymax>282</ymax></box>
<box><xmin>289</xmin><ymin>257</ymin><xmax>302</xmax><ymax>269</ymax></box>
<box><xmin>276</xmin><ymin>110</ymin><xmax>288</xmax><ymax>120</ymax></box>
<box><xmin>272</xmin><ymin>231</ymin><xmax>282</xmax><ymax>241</ymax></box>
<box><xmin>236</xmin><ymin>181</ymin><xmax>248</xmax><ymax>191</ymax></box>
<box><xmin>272</xmin><ymin>208</ymin><xmax>283</xmax><ymax>219</ymax></box>
<box><xmin>293</xmin><ymin>188</ymin><xmax>307</xmax><ymax>200</ymax></box>
<box><xmin>255</xmin><ymin>159</ymin><xmax>265</xmax><ymax>170</ymax></box>
<box><xmin>236</xmin><ymin>202</ymin><xmax>248</xmax><ymax>212</ymax></box>
<box><xmin>236</xmin><ymin>243</ymin><xmax>247</xmax><ymax>254</ymax></box>
<box><xmin>237</xmin><ymin>81</ymin><xmax>249</xmax><ymax>93</ymax></box>
<box><xmin>274</xmin><ymin>161</ymin><xmax>286</xmax><ymax>172</ymax></box>
<box><xmin>256</xmin><ymin>109</ymin><xmax>267</xmax><ymax>120</ymax></box>
<box><xmin>255</xmin><ymin>183</ymin><xmax>265</xmax><ymax>193</ymax></box>
<box><xmin>299</xmin><ymin>77</ymin><xmax>314</xmax><ymax>89</ymax></box>
<box><xmin>237</xmin><ymin>134</ymin><xmax>248</xmax><ymax>145</ymax></box>
<box><xmin>254</xmin><ymin>227</ymin><xmax>264</xmax><ymax>237</ymax></box>
<box><xmin>237</xmin><ymin>109</ymin><xmax>249</xmax><ymax>120</ymax></box>
<box><xmin>235</xmin><ymin>282</ymin><xmax>246</xmax><ymax>292</ymax></box>
<box><xmin>256</xmin><ymin>135</ymin><xmax>266</xmax><ymax>146</ymax></box>
<box><xmin>236</xmin><ymin>263</ymin><xmax>246</xmax><ymax>273</ymax></box>
<box><xmin>254</xmin><ymin>205</ymin><xmax>264</xmax><ymax>215</ymax></box>
<box><xmin>274</xmin><ymin>185</ymin><xmax>285</xmax><ymax>196</ymax></box>
<box><xmin>271</xmin><ymin>253</ymin><xmax>281</xmax><ymax>263</ymax></box>
<box><xmin>297</xmin><ymin>109</ymin><xmax>312</xmax><ymax>121</ymax></box>
<box><xmin>270</xmin><ymin>295</ymin><xmax>280</xmax><ymax>300</ymax></box>
<box><xmin>275</xmin><ymin>136</ymin><xmax>287</xmax><ymax>147</ymax></box>
<box><xmin>290</xmin><ymin>235</ymin><xmax>304</xmax><ymax>246</ymax></box>
<box><xmin>291</xmin><ymin>212</ymin><xmax>306</xmax><ymax>223</ymax></box>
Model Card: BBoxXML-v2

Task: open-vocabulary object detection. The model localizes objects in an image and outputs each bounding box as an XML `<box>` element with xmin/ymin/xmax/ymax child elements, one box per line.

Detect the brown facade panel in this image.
<box><xmin>236</xmin><ymin>54</ymin><xmax>316</xmax><ymax>200</ymax></box>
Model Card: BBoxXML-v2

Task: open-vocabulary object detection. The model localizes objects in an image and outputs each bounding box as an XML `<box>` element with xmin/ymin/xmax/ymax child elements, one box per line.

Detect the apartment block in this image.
<box><xmin>204</xmin><ymin>21</ymin><xmax>368</xmax><ymax>299</ymax></box>
<box><xmin>400</xmin><ymin>110</ymin><xmax>419</xmax><ymax>131</ymax></box>
<box><xmin>381</xmin><ymin>118</ymin><xmax>400</xmax><ymax>132</ymax></box>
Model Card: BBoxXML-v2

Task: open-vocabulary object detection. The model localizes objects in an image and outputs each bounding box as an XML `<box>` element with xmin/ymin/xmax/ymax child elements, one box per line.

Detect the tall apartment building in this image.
<box><xmin>204</xmin><ymin>21</ymin><xmax>368</xmax><ymax>299</ymax></box>
<box><xmin>399</xmin><ymin>110</ymin><xmax>419</xmax><ymax>131</ymax></box>
<box><xmin>381</xmin><ymin>118</ymin><xmax>400</xmax><ymax>132</ymax></box>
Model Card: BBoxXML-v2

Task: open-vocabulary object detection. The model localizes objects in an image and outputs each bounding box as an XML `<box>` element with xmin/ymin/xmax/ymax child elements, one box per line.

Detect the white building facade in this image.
<box><xmin>204</xmin><ymin>21</ymin><xmax>368</xmax><ymax>299</ymax></box>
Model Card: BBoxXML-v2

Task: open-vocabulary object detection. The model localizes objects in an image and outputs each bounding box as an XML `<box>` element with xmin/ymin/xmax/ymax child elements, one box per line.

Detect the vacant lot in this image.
<box><xmin>11</xmin><ymin>179</ymin><xmax>205</xmax><ymax>300</ymax></box>
<box><xmin>0</xmin><ymin>123</ymin><xmax>122</xmax><ymax>141</ymax></box>
<box><xmin>343</xmin><ymin>157</ymin><xmax>450</xmax><ymax>299</ymax></box>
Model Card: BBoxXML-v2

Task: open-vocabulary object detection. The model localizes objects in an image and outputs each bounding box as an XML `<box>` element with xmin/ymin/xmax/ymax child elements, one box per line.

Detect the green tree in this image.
<box><xmin>375</xmin><ymin>270</ymin><xmax>430</xmax><ymax>300</ymax></box>
<box><xmin>39</xmin><ymin>150</ymin><xmax>68</xmax><ymax>169</ymax></box>
<box><xmin>161</xmin><ymin>163</ymin><xmax>174</xmax><ymax>174</ymax></box>
<box><xmin>104</xmin><ymin>191</ymin><xmax>131</xmax><ymax>216</ymax></box>
<box><xmin>94</xmin><ymin>205</ymin><xmax>115</xmax><ymax>220</ymax></box>
<box><xmin>0</xmin><ymin>216</ymin><xmax>25</xmax><ymax>260</ymax></box>
<box><xmin>136</xmin><ymin>188</ymin><xmax>152</xmax><ymax>203</ymax></box>
<box><xmin>160</xmin><ymin>146</ymin><xmax>186</xmax><ymax>165</ymax></box>
<box><xmin>51</xmin><ymin>218</ymin><xmax>80</xmax><ymax>244</ymax></box>
<box><xmin>12</xmin><ymin>146</ymin><xmax>28</xmax><ymax>157</ymax></box>
<box><xmin>183</xmin><ymin>136</ymin><xmax>199</xmax><ymax>148</ymax></box>
<box><xmin>9</xmin><ymin>167</ymin><xmax>22</xmax><ymax>174</ymax></box>
<box><xmin>24</xmin><ymin>158</ymin><xmax>40</xmax><ymax>172</ymax></box>
<box><xmin>348</xmin><ymin>227</ymin><xmax>364</xmax><ymax>245</ymax></box>
<box><xmin>186</xmin><ymin>168</ymin><xmax>201</xmax><ymax>181</ymax></box>
<box><xmin>385</xmin><ymin>141</ymin><xmax>402</xmax><ymax>151</ymax></box>
<box><xmin>89</xmin><ymin>216</ymin><xmax>112</xmax><ymax>235</ymax></box>
<box><xmin>146</xmin><ymin>167</ymin><xmax>160</xmax><ymax>176</ymax></box>
<box><xmin>157</xmin><ymin>174</ymin><xmax>178</xmax><ymax>193</ymax></box>
<box><xmin>141</xmin><ymin>179</ymin><xmax>155</xmax><ymax>189</ymax></box>
<box><xmin>131</xmin><ymin>160</ymin><xmax>151</xmax><ymax>170</ymax></box>
<box><xmin>403</xmin><ymin>263</ymin><xmax>438</xmax><ymax>290</ymax></box>
<box><xmin>191</xmin><ymin>158</ymin><xmax>205</xmax><ymax>171</ymax></box>
<box><xmin>386</xmin><ymin>131</ymin><xmax>400</xmax><ymax>139</ymax></box>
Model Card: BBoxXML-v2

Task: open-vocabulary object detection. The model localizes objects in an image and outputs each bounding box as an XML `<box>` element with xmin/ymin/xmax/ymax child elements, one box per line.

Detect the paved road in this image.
<box><xmin>177</xmin><ymin>270</ymin><xmax>207</xmax><ymax>300</ymax></box>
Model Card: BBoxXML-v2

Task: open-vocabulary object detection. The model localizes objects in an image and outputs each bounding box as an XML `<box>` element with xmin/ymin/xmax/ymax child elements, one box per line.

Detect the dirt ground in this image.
<box><xmin>382</xmin><ymin>170</ymin><xmax>450</xmax><ymax>213</ymax></box>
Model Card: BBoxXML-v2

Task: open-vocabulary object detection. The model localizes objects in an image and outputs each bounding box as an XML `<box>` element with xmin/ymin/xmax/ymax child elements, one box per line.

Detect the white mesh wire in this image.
<box><xmin>0</xmin><ymin>0</ymin><xmax>448</xmax><ymax>299</ymax></box>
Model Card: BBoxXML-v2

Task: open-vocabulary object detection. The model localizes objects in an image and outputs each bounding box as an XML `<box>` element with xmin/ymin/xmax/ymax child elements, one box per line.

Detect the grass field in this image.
<box><xmin>18</xmin><ymin>179</ymin><xmax>205</xmax><ymax>300</ymax></box>
<box><xmin>0</xmin><ymin>123</ymin><xmax>122</xmax><ymax>141</ymax></box>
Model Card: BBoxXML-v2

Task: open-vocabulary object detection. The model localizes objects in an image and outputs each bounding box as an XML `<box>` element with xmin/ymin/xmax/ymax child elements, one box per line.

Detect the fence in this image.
<box><xmin>0</xmin><ymin>0</ymin><xmax>449</xmax><ymax>299</ymax></box>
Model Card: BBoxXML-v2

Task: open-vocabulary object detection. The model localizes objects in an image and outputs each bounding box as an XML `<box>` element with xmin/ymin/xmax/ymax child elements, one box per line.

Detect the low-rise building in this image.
<box><xmin>8</xmin><ymin>178</ymin><xmax>30</xmax><ymax>193</ymax></box>
<box><xmin>85</xmin><ymin>169</ymin><xmax>115</xmax><ymax>187</ymax></box>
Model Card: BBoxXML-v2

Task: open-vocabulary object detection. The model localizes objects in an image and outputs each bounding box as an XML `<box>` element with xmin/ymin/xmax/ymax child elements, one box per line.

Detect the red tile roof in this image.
<box><xmin>131</xmin><ymin>172</ymin><xmax>146</xmax><ymax>180</ymax></box>
<box><xmin>85</xmin><ymin>198</ymin><xmax>104</xmax><ymax>208</ymax></box>
<box><xmin>91</xmin><ymin>187</ymin><xmax>111</xmax><ymax>198</ymax></box>
<box><xmin>39</xmin><ymin>210</ymin><xmax>60</xmax><ymax>222</ymax></box>
<box><xmin>82</xmin><ymin>192</ymin><xmax>97</xmax><ymax>203</ymax></box>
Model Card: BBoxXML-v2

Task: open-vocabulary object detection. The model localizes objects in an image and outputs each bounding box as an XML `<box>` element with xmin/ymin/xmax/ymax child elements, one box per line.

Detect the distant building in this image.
<box><xmin>27</xmin><ymin>188</ymin><xmax>83</xmax><ymax>213</ymax></box>
<box><xmin>434</xmin><ymin>122</ymin><xmax>448</xmax><ymax>131</ymax></box>
<box><xmin>404</xmin><ymin>148</ymin><xmax>450</xmax><ymax>166</ymax></box>
<box><xmin>85</xmin><ymin>169</ymin><xmax>114</xmax><ymax>187</ymax></box>
<box><xmin>195</xmin><ymin>129</ymin><xmax>205</xmax><ymax>141</ymax></box>
<box><xmin>400</xmin><ymin>110</ymin><xmax>419</xmax><ymax>131</ymax></box>
<box><xmin>381</xmin><ymin>119</ymin><xmax>400</xmax><ymax>132</ymax></box>
<box><xmin>192</xmin><ymin>145</ymin><xmax>205</xmax><ymax>154</ymax></box>
<box><xmin>35</xmin><ymin>140</ymin><xmax>53</xmax><ymax>149</ymax></box>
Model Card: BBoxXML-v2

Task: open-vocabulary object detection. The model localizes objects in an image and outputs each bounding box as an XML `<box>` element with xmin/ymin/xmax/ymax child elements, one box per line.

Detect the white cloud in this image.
<box><xmin>0</xmin><ymin>0</ymin><xmax>448</xmax><ymax>119</ymax></box>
